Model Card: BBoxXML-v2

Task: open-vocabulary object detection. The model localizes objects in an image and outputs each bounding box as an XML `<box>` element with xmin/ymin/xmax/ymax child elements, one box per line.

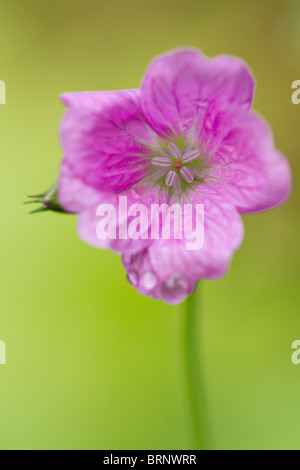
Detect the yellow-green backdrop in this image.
<box><xmin>0</xmin><ymin>0</ymin><xmax>299</xmax><ymax>450</ymax></box>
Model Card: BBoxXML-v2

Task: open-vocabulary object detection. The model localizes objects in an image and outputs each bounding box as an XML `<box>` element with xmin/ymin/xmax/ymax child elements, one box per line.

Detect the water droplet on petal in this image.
<box><xmin>164</xmin><ymin>275</ymin><xmax>189</xmax><ymax>294</ymax></box>
<box><xmin>127</xmin><ymin>270</ymin><xmax>139</xmax><ymax>287</ymax></box>
<box><xmin>165</xmin><ymin>276</ymin><xmax>176</xmax><ymax>289</ymax></box>
<box><xmin>176</xmin><ymin>276</ymin><xmax>189</xmax><ymax>291</ymax></box>
<box><xmin>140</xmin><ymin>271</ymin><xmax>158</xmax><ymax>291</ymax></box>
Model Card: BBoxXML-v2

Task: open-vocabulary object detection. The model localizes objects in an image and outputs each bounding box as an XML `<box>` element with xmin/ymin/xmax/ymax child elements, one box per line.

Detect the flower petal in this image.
<box><xmin>141</xmin><ymin>48</ymin><xmax>255</xmax><ymax>137</ymax></box>
<box><xmin>122</xmin><ymin>198</ymin><xmax>244</xmax><ymax>304</ymax></box>
<box><xmin>58</xmin><ymin>161</ymin><xmax>157</xmax><ymax>254</ymax></box>
<box><xmin>60</xmin><ymin>89</ymin><xmax>154</xmax><ymax>194</ymax></box>
<box><xmin>203</xmin><ymin>109</ymin><xmax>292</xmax><ymax>213</ymax></box>
<box><xmin>58</xmin><ymin>159</ymin><xmax>102</xmax><ymax>214</ymax></box>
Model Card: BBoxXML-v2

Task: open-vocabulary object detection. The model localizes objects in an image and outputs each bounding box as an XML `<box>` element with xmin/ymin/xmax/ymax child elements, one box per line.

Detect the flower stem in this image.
<box><xmin>183</xmin><ymin>283</ymin><xmax>212</xmax><ymax>450</ymax></box>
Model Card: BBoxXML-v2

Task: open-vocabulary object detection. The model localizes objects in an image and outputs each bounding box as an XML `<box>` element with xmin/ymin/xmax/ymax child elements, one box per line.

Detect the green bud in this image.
<box><xmin>25</xmin><ymin>183</ymin><xmax>69</xmax><ymax>214</ymax></box>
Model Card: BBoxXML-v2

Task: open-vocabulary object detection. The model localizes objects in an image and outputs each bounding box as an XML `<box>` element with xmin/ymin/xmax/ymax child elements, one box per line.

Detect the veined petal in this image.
<box><xmin>78</xmin><ymin>188</ymin><xmax>155</xmax><ymax>254</ymax></box>
<box><xmin>58</xmin><ymin>162</ymin><xmax>157</xmax><ymax>254</ymax></box>
<box><xmin>60</xmin><ymin>89</ymin><xmax>154</xmax><ymax>194</ymax></box>
<box><xmin>141</xmin><ymin>48</ymin><xmax>255</xmax><ymax>137</ymax></box>
<box><xmin>204</xmin><ymin>108</ymin><xmax>292</xmax><ymax>214</ymax></box>
<box><xmin>122</xmin><ymin>198</ymin><xmax>244</xmax><ymax>304</ymax></box>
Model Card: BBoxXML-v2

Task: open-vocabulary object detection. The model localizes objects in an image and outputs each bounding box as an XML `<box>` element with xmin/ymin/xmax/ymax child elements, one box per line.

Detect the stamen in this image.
<box><xmin>182</xmin><ymin>150</ymin><xmax>200</xmax><ymax>163</ymax></box>
<box><xmin>144</xmin><ymin>127</ymin><xmax>227</xmax><ymax>202</ymax></box>
<box><xmin>168</xmin><ymin>142</ymin><xmax>182</xmax><ymax>159</ymax></box>
<box><xmin>180</xmin><ymin>166</ymin><xmax>194</xmax><ymax>184</ymax></box>
<box><xmin>182</xmin><ymin>142</ymin><xmax>193</xmax><ymax>154</ymax></box>
<box><xmin>189</xmin><ymin>166</ymin><xmax>206</xmax><ymax>179</ymax></box>
<box><xmin>152</xmin><ymin>156</ymin><xmax>172</xmax><ymax>168</ymax></box>
<box><xmin>174</xmin><ymin>175</ymin><xmax>183</xmax><ymax>195</ymax></box>
<box><xmin>165</xmin><ymin>170</ymin><xmax>177</xmax><ymax>187</ymax></box>
<box><xmin>152</xmin><ymin>168</ymin><xmax>169</xmax><ymax>180</ymax></box>
<box><xmin>157</xmin><ymin>148</ymin><xmax>172</xmax><ymax>159</ymax></box>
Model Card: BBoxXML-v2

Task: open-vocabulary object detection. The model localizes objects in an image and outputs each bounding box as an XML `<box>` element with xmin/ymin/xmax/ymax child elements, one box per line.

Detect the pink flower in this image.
<box><xmin>58</xmin><ymin>48</ymin><xmax>291</xmax><ymax>304</ymax></box>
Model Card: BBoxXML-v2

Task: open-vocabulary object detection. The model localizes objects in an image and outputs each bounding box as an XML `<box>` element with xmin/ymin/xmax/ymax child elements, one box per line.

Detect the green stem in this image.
<box><xmin>183</xmin><ymin>283</ymin><xmax>212</xmax><ymax>450</ymax></box>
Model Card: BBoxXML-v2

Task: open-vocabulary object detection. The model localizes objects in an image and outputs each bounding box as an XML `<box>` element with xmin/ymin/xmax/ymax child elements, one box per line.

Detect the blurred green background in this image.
<box><xmin>0</xmin><ymin>0</ymin><xmax>299</xmax><ymax>450</ymax></box>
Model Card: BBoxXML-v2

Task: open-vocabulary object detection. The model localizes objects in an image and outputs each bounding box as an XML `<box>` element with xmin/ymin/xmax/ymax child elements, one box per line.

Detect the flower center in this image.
<box><xmin>149</xmin><ymin>141</ymin><xmax>203</xmax><ymax>197</ymax></box>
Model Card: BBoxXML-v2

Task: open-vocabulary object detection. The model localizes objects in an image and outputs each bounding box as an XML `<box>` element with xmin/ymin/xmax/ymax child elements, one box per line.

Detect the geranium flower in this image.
<box><xmin>57</xmin><ymin>48</ymin><xmax>291</xmax><ymax>304</ymax></box>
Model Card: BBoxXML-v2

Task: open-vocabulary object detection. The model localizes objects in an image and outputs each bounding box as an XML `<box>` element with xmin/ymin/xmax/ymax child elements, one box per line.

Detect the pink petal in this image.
<box><xmin>58</xmin><ymin>160</ymin><xmax>101</xmax><ymax>214</ymax></box>
<box><xmin>58</xmin><ymin>162</ymin><xmax>157</xmax><ymax>254</ymax></box>
<box><xmin>60</xmin><ymin>90</ymin><xmax>153</xmax><ymax>193</ymax></box>
<box><xmin>141</xmin><ymin>48</ymin><xmax>255</xmax><ymax>138</ymax></box>
<box><xmin>204</xmin><ymin>109</ymin><xmax>292</xmax><ymax>214</ymax></box>
<box><xmin>122</xmin><ymin>198</ymin><xmax>244</xmax><ymax>304</ymax></box>
<box><xmin>78</xmin><ymin>189</ymin><xmax>155</xmax><ymax>254</ymax></box>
